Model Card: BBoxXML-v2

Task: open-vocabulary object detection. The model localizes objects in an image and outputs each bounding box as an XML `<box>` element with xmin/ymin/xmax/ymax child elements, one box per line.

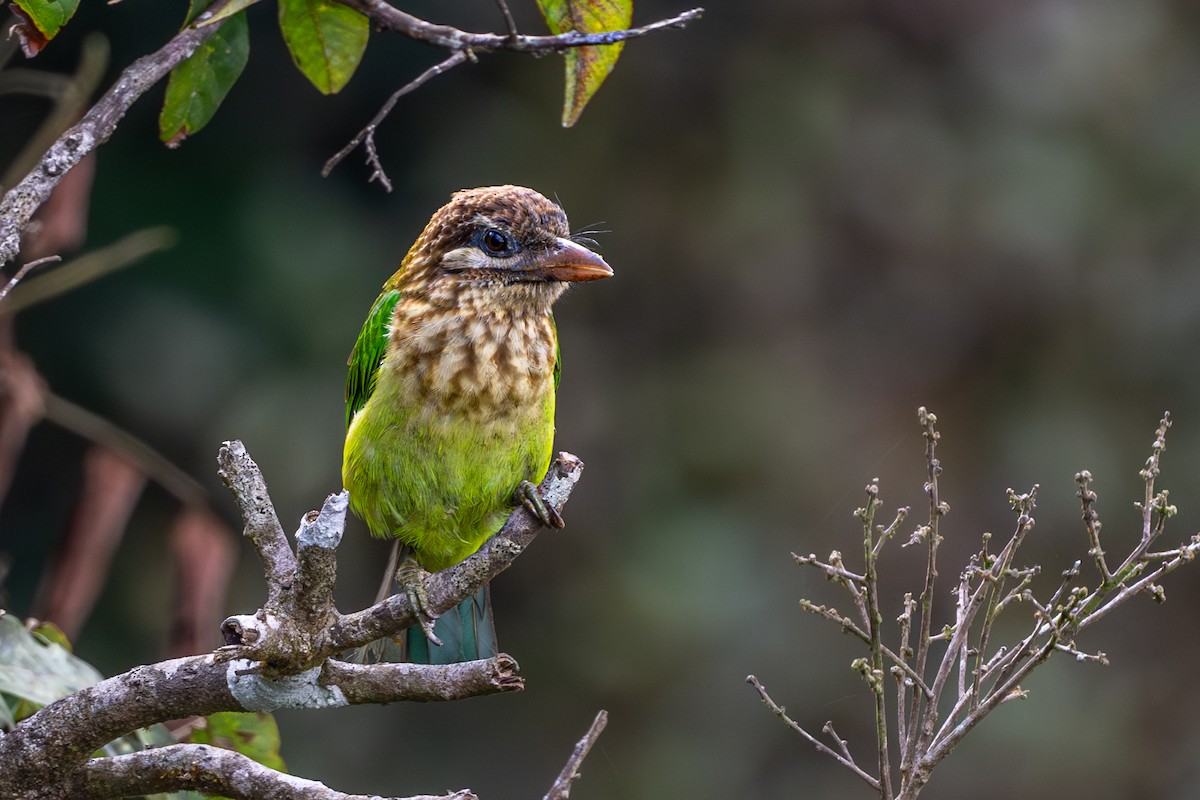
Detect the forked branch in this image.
<box><xmin>755</xmin><ymin>409</ymin><xmax>1200</xmax><ymax>800</ymax></box>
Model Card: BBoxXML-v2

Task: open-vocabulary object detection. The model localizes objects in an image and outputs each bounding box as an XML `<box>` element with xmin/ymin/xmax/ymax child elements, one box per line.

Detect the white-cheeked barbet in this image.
<box><xmin>342</xmin><ymin>185</ymin><xmax>612</xmax><ymax>663</ymax></box>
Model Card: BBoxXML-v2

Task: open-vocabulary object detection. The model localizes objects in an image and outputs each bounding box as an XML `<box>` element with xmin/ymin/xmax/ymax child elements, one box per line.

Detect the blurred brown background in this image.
<box><xmin>5</xmin><ymin>0</ymin><xmax>1200</xmax><ymax>797</ymax></box>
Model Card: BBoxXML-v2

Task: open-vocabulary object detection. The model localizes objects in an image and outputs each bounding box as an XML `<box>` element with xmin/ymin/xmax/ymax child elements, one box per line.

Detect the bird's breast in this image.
<box><xmin>384</xmin><ymin>309</ymin><xmax>558</xmax><ymax>420</ymax></box>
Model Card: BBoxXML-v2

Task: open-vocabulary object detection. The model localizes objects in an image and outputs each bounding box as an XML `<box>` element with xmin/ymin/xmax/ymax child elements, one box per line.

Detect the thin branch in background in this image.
<box><xmin>0</xmin><ymin>34</ymin><xmax>109</xmax><ymax>191</ymax></box>
<box><xmin>0</xmin><ymin>327</ymin><xmax>44</xmax><ymax>506</ymax></box>
<box><xmin>40</xmin><ymin>390</ymin><xmax>208</xmax><ymax>507</ymax></box>
<box><xmin>746</xmin><ymin>675</ymin><xmax>881</xmax><ymax>791</ymax></box>
<box><xmin>0</xmin><ymin>227</ymin><xmax>178</xmax><ymax>316</ymax></box>
<box><xmin>168</xmin><ymin>508</ymin><xmax>237</xmax><ymax>659</ymax></box>
<box><xmin>0</xmin><ymin>0</ymin><xmax>236</xmax><ymax>268</ymax></box>
<box><xmin>0</xmin><ymin>255</ymin><xmax>60</xmax><ymax>305</ymax></box>
<box><xmin>759</xmin><ymin>408</ymin><xmax>1200</xmax><ymax>800</ymax></box>
<box><xmin>543</xmin><ymin>710</ymin><xmax>609</xmax><ymax>800</ymax></box>
<box><xmin>321</xmin><ymin>50</ymin><xmax>471</xmax><ymax>190</ymax></box>
<box><xmin>32</xmin><ymin>446</ymin><xmax>146</xmax><ymax>639</ymax></box>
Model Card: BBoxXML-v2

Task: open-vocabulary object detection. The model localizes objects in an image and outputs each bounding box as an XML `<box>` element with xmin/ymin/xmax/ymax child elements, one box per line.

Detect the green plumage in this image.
<box><xmin>345</xmin><ymin>290</ymin><xmax>401</xmax><ymax>429</ymax></box>
<box><xmin>342</xmin><ymin>185</ymin><xmax>611</xmax><ymax>663</ymax></box>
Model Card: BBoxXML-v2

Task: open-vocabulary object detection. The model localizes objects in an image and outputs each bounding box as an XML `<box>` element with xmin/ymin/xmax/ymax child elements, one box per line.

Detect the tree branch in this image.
<box><xmin>336</xmin><ymin>0</ymin><xmax>703</xmax><ymax>53</ymax></box>
<box><xmin>544</xmin><ymin>710</ymin><xmax>609</xmax><ymax>800</ymax></box>
<box><xmin>0</xmin><ymin>0</ymin><xmax>237</xmax><ymax>268</ymax></box>
<box><xmin>322</xmin><ymin>1</ymin><xmax>704</xmax><ymax>184</ymax></box>
<box><xmin>324</xmin><ymin>654</ymin><xmax>524</xmax><ymax>703</ymax></box>
<box><xmin>325</xmin><ymin>451</ymin><xmax>584</xmax><ymax>652</ymax></box>
<box><xmin>321</xmin><ymin>50</ymin><xmax>472</xmax><ymax>189</ymax></box>
<box><xmin>216</xmin><ymin>439</ymin><xmax>296</xmax><ymax>612</ymax></box>
<box><xmin>80</xmin><ymin>743</ymin><xmax>475</xmax><ymax>800</ymax></box>
<box><xmin>746</xmin><ymin>675</ymin><xmax>881</xmax><ymax>791</ymax></box>
<box><xmin>0</xmin><ymin>439</ymin><xmax>582</xmax><ymax>798</ymax></box>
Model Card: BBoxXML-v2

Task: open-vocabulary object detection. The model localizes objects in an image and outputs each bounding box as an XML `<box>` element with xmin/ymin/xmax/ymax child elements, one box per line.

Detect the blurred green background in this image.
<box><xmin>6</xmin><ymin>0</ymin><xmax>1200</xmax><ymax>797</ymax></box>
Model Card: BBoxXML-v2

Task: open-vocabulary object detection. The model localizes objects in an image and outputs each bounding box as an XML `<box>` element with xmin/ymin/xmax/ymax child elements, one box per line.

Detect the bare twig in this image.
<box><xmin>0</xmin><ymin>227</ymin><xmax>178</xmax><ymax>316</ymax></box>
<box><xmin>822</xmin><ymin>721</ymin><xmax>857</xmax><ymax>768</ymax></box>
<box><xmin>216</xmin><ymin>439</ymin><xmax>296</xmax><ymax>611</ymax></box>
<box><xmin>323</xmin><ymin>1</ymin><xmax>704</xmax><ymax>183</ymax></box>
<box><xmin>1</xmin><ymin>34</ymin><xmax>108</xmax><ymax>190</ymax></box>
<box><xmin>762</xmin><ymin>408</ymin><xmax>1200</xmax><ymax>800</ymax></box>
<box><xmin>321</xmin><ymin>50</ymin><xmax>472</xmax><ymax>189</ymax></box>
<box><xmin>493</xmin><ymin>0</ymin><xmax>519</xmax><ymax>40</ymax></box>
<box><xmin>1076</xmin><ymin>470</ymin><xmax>1112</xmax><ymax>582</ymax></box>
<box><xmin>746</xmin><ymin>675</ymin><xmax>881</xmax><ymax>791</ymax></box>
<box><xmin>544</xmin><ymin>710</ymin><xmax>609</xmax><ymax>800</ymax></box>
<box><xmin>336</xmin><ymin>0</ymin><xmax>702</xmax><ymax>53</ymax></box>
<box><xmin>0</xmin><ymin>255</ymin><xmax>60</xmax><ymax>304</ymax></box>
<box><xmin>900</xmin><ymin>407</ymin><xmax>944</xmax><ymax>789</ymax></box>
<box><xmin>857</xmin><ymin>483</ymin><xmax>893</xmax><ymax>798</ymax></box>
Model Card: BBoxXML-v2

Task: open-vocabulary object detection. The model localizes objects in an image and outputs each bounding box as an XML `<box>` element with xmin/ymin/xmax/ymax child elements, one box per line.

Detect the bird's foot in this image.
<box><xmin>397</xmin><ymin>557</ymin><xmax>442</xmax><ymax>647</ymax></box>
<box><xmin>518</xmin><ymin>480</ymin><xmax>565</xmax><ymax>528</ymax></box>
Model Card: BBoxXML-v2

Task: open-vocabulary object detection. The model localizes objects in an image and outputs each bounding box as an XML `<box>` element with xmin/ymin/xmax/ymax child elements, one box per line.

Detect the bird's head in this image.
<box><xmin>388</xmin><ymin>185</ymin><xmax>613</xmax><ymax>314</ymax></box>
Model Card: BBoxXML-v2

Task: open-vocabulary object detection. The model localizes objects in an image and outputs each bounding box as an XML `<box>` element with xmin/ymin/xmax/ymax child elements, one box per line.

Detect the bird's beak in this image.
<box><xmin>529</xmin><ymin>238</ymin><xmax>614</xmax><ymax>282</ymax></box>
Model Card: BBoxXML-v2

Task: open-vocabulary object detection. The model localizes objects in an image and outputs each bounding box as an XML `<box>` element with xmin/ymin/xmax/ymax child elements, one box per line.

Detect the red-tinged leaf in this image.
<box><xmin>537</xmin><ymin>0</ymin><xmax>633</xmax><ymax>127</ymax></box>
<box><xmin>12</xmin><ymin>0</ymin><xmax>79</xmax><ymax>44</ymax></box>
<box><xmin>158</xmin><ymin>10</ymin><xmax>250</xmax><ymax>147</ymax></box>
<box><xmin>9</xmin><ymin>6</ymin><xmax>50</xmax><ymax>57</ymax></box>
<box><xmin>278</xmin><ymin>0</ymin><xmax>369</xmax><ymax>95</ymax></box>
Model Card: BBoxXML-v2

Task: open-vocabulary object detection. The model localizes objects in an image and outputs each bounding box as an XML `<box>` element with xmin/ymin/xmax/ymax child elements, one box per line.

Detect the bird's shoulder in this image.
<box><xmin>345</xmin><ymin>288</ymin><xmax>403</xmax><ymax>427</ymax></box>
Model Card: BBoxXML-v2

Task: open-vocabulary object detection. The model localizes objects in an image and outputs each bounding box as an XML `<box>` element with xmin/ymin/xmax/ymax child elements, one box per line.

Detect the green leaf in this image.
<box><xmin>168</xmin><ymin>712</ymin><xmax>286</xmax><ymax>800</ymax></box>
<box><xmin>537</xmin><ymin>0</ymin><xmax>633</xmax><ymax>127</ymax></box>
<box><xmin>29</xmin><ymin>620</ymin><xmax>71</xmax><ymax>651</ymax></box>
<box><xmin>278</xmin><ymin>0</ymin><xmax>369</xmax><ymax>95</ymax></box>
<box><xmin>0</xmin><ymin>610</ymin><xmax>190</xmax><ymax>797</ymax></box>
<box><xmin>12</xmin><ymin>0</ymin><xmax>80</xmax><ymax>40</ymax></box>
<box><xmin>0</xmin><ymin>612</ymin><xmax>101</xmax><ymax>722</ymax></box>
<box><xmin>159</xmin><ymin>10</ymin><xmax>251</xmax><ymax>147</ymax></box>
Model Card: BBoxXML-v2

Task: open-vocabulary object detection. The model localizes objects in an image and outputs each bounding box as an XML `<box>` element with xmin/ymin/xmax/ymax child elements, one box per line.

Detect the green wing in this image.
<box><xmin>345</xmin><ymin>289</ymin><xmax>402</xmax><ymax>428</ymax></box>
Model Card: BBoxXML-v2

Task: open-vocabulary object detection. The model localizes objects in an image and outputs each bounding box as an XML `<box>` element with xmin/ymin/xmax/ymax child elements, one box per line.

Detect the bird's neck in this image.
<box><xmin>383</xmin><ymin>291</ymin><xmax>559</xmax><ymax>419</ymax></box>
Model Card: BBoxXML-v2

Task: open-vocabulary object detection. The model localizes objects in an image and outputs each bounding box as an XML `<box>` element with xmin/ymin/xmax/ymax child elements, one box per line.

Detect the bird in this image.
<box><xmin>342</xmin><ymin>185</ymin><xmax>612</xmax><ymax>663</ymax></box>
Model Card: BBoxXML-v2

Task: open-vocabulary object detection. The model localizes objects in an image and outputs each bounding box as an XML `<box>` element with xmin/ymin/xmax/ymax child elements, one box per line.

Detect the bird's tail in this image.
<box><xmin>358</xmin><ymin>539</ymin><xmax>497</xmax><ymax>664</ymax></box>
<box><xmin>405</xmin><ymin>585</ymin><xmax>496</xmax><ymax>664</ymax></box>
<box><xmin>352</xmin><ymin>539</ymin><xmax>406</xmax><ymax>663</ymax></box>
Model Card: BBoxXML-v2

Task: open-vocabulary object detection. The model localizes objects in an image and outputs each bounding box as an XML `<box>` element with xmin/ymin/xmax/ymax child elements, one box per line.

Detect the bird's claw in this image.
<box><xmin>398</xmin><ymin>558</ymin><xmax>442</xmax><ymax>647</ymax></box>
<box><xmin>518</xmin><ymin>480</ymin><xmax>565</xmax><ymax>528</ymax></box>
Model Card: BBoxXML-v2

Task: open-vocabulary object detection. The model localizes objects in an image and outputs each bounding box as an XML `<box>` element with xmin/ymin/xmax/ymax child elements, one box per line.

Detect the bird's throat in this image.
<box><xmin>383</xmin><ymin>299</ymin><xmax>558</xmax><ymax>420</ymax></box>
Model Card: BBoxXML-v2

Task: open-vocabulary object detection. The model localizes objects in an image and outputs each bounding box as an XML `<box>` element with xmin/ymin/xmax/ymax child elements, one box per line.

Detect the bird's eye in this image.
<box><xmin>480</xmin><ymin>228</ymin><xmax>513</xmax><ymax>256</ymax></box>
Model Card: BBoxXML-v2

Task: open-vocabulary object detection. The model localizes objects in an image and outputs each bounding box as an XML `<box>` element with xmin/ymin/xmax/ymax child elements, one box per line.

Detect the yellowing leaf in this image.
<box><xmin>537</xmin><ymin>0</ymin><xmax>633</xmax><ymax>127</ymax></box>
<box><xmin>195</xmin><ymin>0</ymin><xmax>263</xmax><ymax>26</ymax></box>
<box><xmin>159</xmin><ymin>11</ymin><xmax>250</xmax><ymax>147</ymax></box>
<box><xmin>278</xmin><ymin>0</ymin><xmax>369</xmax><ymax>95</ymax></box>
